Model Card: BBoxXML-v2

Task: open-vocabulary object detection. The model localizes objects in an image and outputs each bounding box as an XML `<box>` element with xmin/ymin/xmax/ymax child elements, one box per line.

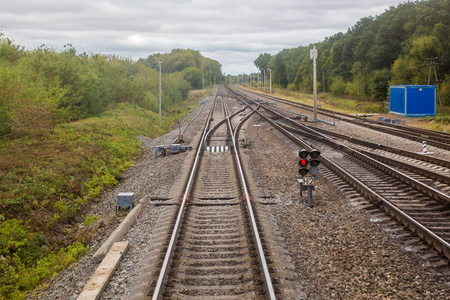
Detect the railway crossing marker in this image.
<box><xmin>420</xmin><ymin>140</ymin><xmax>434</xmax><ymax>155</ymax></box>
<box><xmin>298</xmin><ymin>149</ymin><xmax>321</xmax><ymax>207</ymax></box>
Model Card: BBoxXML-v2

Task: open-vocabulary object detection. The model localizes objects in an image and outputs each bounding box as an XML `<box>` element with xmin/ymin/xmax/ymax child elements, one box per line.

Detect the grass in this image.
<box><xmin>0</xmin><ymin>89</ymin><xmax>205</xmax><ymax>299</ymax></box>
<box><xmin>255</xmin><ymin>88</ymin><xmax>383</xmax><ymax>114</ymax></box>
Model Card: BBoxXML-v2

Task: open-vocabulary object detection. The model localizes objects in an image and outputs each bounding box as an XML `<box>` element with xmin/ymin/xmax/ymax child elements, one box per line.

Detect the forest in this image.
<box><xmin>253</xmin><ymin>0</ymin><xmax>450</xmax><ymax>105</ymax></box>
<box><xmin>0</xmin><ymin>39</ymin><xmax>223</xmax><ymax>138</ymax></box>
<box><xmin>0</xmin><ymin>35</ymin><xmax>222</xmax><ymax>299</ymax></box>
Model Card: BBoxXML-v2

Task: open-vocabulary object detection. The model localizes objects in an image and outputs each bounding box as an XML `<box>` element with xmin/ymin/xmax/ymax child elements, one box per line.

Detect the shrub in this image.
<box><xmin>370</xmin><ymin>69</ymin><xmax>392</xmax><ymax>101</ymax></box>
<box><xmin>330</xmin><ymin>76</ymin><xmax>346</xmax><ymax>96</ymax></box>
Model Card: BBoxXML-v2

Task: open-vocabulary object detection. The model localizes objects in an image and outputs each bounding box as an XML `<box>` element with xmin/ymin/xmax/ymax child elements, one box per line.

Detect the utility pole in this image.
<box><xmin>424</xmin><ymin>57</ymin><xmax>442</xmax><ymax>107</ymax></box>
<box><xmin>269</xmin><ymin>69</ymin><xmax>272</xmax><ymax>94</ymax></box>
<box><xmin>214</xmin><ymin>75</ymin><xmax>216</xmax><ymax>88</ymax></box>
<box><xmin>357</xmin><ymin>69</ymin><xmax>360</xmax><ymax>100</ymax></box>
<box><xmin>159</xmin><ymin>60</ymin><xmax>162</xmax><ymax>128</ymax></box>
<box><xmin>322</xmin><ymin>68</ymin><xmax>325</xmax><ymax>93</ymax></box>
<box><xmin>266</xmin><ymin>70</ymin><xmax>268</xmax><ymax>91</ymax></box>
<box><xmin>310</xmin><ymin>46</ymin><xmax>318</xmax><ymax>121</ymax></box>
<box><xmin>263</xmin><ymin>69</ymin><xmax>266</xmax><ymax>92</ymax></box>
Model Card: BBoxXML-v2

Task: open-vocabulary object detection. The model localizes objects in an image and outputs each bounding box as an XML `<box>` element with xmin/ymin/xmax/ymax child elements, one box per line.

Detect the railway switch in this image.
<box><xmin>155</xmin><ymin>144</ymin><xmax>192</xmax><ymax>158</ymax></box>
<box><xmin>170</xmin><ymin>144</ymin><xmax>181</xmax><ymax>154</ymax></box>
<box><xmin>155</xmin><ymin>145</ymin><xmax>166</xmax><ymax>158</ymax></box>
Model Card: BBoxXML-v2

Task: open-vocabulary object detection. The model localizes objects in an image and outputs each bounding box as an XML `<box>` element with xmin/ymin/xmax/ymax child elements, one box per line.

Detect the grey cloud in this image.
<box><xmin>1</xmin><ymin>0</ymin><xmax>403</xmax><ymax>74</ymax></box>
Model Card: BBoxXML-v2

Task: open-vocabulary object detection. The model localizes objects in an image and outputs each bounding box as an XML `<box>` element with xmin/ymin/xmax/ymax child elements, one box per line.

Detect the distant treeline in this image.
<box><xmin>253</xmin><ymin>0</ymin><xmax>450</xmax><ymax>104</ymax></box>
<box><xmin>0</xmin><ymin>36</ymin><xmax>223</xmax><ymax>137</ymax></box>
<box><xmin>138</xmin><ymin>49</ymin><xmax>224</xmax><ymax>89</ymax></box>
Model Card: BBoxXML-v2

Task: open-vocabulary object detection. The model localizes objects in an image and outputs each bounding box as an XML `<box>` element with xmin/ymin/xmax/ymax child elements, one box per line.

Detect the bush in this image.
<box><xmin>0</xmin><ymin>241</ymin><xmax>89</xmax><ymax>299</ymax></box>
<box><xmin>330</xmin><ymin>76</ymin><xmax>346</xmax><ymax>96</ymax></box>
<box><xmin>346</xmin><ymin>80</ymin><xmax>358</xmax><ymax>98</ymax></box>
<box><xmin>370</xmin><ymin>69</ymin><xmax>392</xmax><ymax>101</ymax></box>
<box><xmin>441</xmin><ymin>75</ymin><xmax>450</xmax><ymax>106</ymax></box>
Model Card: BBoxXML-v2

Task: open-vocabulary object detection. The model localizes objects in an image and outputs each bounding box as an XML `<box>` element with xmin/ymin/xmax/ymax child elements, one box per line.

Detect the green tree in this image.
<box><xmin>330</xmin><ymin>76</ymin><xmax>346</xmax><ymax>96</ymax></box>
<box><xmin>254</xmin><ymin>53</ymin><xmax>272</xmax><ymax>72</ymax></box>
<box><xmin>182</xmin><ymin>67</ymin><xmax>203</xmax><ymax>89</ymax></box>
<box><xmin>370</xmin><ymin>69</ymin><xmax>392</xmax><ymax>101</ymax></box>
<box><xmin>259</xmin><ymin>0</ymin><xmax>450</xmax><ymax>104</ymax></box>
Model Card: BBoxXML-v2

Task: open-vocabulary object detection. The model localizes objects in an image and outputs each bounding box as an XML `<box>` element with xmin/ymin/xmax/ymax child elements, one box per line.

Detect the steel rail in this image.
<box><xmin>241</xmin><ymin>87</ymin><xmax>449</xmax><ymax>137</ymax></box>
<box><xmin>302</xmin><ymin>124</ymin><xmax>450</xmax><ymax>169</ymax></box>
<box><xmin>239</xmin><ymin>87</ymin><xmax>450</xmax><ymax>148</ymax></box>
<box><xmin>151</xmin><ymin>89</ymin><xmax>218</xmax><ymax>300</ymax></box>
<box><xmin>223</xmin><ymin>94</ymin><xmax>276</xmax><ymax>300</ymax></box>
<box><xmin>172</xmin><ymin>95</ymin><xmax>209</xmax><ymax>144</ymax></box>
<box><xmin>269</xmin><ymin>117</ymin><xmax>450</xmax><ymax>260</ymax></box>
<box><xmin>264</xmin><ymin>105</ymin><xmax>450</xmax><ymax>205</ymax></box>
<box><xmin>280</xmin><ymin>124</ymin><xmax>450</xmax><ymax>185</ymax></box>
<box><xmin>153</xmin><ymin>88</ymin><xmax>274</xmax><ymax>299</ymax></box>
<box><xmin>203</xmin><ymin>94</ymin><xmax>248</xmax><ymax>149</ymax></box>
<box><xmin>228</xmin><ymin>85</ymin><xmax>450</xmax><ymax>260</ymax></box>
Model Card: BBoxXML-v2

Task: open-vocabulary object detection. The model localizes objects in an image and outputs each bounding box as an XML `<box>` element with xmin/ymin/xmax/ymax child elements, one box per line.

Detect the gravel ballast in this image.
<box><xmin>242</xmin><ymin>114</ymin><xmax>450</xmax><ymax>299</ymax></box>
<box><xmin>29</xmin><ymin>95</ymin><xmax>450</xmax><ymax>299</ymax></box>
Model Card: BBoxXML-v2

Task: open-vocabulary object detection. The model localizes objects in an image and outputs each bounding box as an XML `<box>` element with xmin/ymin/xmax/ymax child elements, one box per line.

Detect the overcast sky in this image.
<box><xmin>1</xmin><ymin>0</ymin><xmax>404</xmax><ymax>75</ymax></box>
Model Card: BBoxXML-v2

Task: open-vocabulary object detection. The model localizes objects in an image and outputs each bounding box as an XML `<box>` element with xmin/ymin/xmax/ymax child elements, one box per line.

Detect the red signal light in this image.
<box><xmin>299</xmin><ymin>159</ymin><xmax>308</xmax><ymax>166</ymax></box>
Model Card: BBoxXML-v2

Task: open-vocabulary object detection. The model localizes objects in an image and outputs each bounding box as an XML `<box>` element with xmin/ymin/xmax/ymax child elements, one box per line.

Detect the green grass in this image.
<box><xmin>0</xmin><ymin>90</ymin><xmax>205</xmax><ymax>299</ymax></box>
<box><xmin>425</xmin><ymin>107</ymin><xmax>450</xmax><ymax>132</ymax></box>
<box><xmin>82</xmin><ymin>215</ymin><xmax>100</xmax><ymax>227</ymax></box>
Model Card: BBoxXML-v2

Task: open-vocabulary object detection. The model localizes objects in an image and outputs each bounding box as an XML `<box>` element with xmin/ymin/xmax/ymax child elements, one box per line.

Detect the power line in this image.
<box><xmin>423</xmin><ymin>57</ymin><xmax>442</xmax><ymax>107</ymax></box>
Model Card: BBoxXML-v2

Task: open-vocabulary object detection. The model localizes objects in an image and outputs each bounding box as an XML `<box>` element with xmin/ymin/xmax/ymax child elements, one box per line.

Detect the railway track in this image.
<box><xmin>238</xmin><ymin>88</ymin><xmax>450</xmax><ymax>150</ymax></box>
<box><xmin>277</xmin><ymin>122</ymin><xmax>450</xmax><ymax>196</ymax></box>
<box><xmin>148</xmin><ymin>86</ymin><xmax>277</xmax><ymax>299</ymax></box>
<box><xmin>227</xmin><ymin>86</ymin><xmax>450</xmax><ymax>260</ymax></box>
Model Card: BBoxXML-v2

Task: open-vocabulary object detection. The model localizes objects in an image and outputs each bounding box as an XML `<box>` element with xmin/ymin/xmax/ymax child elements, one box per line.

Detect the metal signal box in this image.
<box><xmin>116</xmin><ymin>192</ymin><xmax>134</xmax><ymax>213</ymax></box>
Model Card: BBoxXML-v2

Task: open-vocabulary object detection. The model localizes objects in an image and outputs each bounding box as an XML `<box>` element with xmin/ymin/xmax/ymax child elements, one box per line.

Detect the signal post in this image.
<box><xmin>298</xmin><ymin>148</ymin><xmax>321</xmax><ymax>207</ymax></box>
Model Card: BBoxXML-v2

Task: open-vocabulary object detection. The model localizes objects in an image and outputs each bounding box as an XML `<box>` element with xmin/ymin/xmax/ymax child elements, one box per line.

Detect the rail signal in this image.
<box><xmin>298</xmin><ymin>149</ymin><xmax>321</xmax><ymax>176</ymax></box>
<box><xmin>298</xmin><ymin>149</ymin><xmax>310</xmax><ymax>176</ymax></box>
<box><xmin>309</xmin><ymin>149</ymin><xmax>321</xmax><ymax>176</ymax></box>
<box><xmin>297</xmin><ymin>148</ymin><xmax>321</xmax><ymax>208</ymax></box>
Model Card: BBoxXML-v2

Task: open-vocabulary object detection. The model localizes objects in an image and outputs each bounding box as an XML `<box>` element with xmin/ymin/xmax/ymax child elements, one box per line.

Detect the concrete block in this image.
<box><xmin>93</xmin><ymin>199</ymin><xmax>147</xmax><ymax>263</ymax></box>
<box><xmin>77</xmin><ymin>241</ymin><xmax>129</xmax><ymax>300</ymax></box>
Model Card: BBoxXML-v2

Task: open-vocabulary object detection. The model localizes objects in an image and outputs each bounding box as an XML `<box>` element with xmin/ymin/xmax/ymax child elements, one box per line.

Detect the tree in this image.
<box><xmin>254</xmin><ymin>53</ymin><xmax>272</xmax><ymax>72</ymax></box>
<box><xmin>370</xmin><ymin>69</ymin><xmax>391</xmax><ymax>101</ymax></box>
<box><xmin>257</xmin><ymin>0</ymin><xmax>450</xmax><ymax>105</ymax></box>
<box><xmin>182</xmin><ymin>67</ymin><xmax>203</xmax><ymax>89</ymax></box>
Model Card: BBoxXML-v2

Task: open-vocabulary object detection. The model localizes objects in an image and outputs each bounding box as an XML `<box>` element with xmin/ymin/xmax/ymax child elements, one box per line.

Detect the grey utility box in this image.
<box><xmin>169</xmin><ymin>144</ymin><xmax>181</xmax><ymax>154</ymax></box>
<box><xmin>116</xmin><ymin>192</ymin><xmax>134</xmax><ymax>213</ymax></box>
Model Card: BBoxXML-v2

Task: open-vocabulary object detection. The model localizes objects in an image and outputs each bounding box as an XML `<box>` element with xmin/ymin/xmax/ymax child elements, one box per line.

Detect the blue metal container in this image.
<box><xmin>389</xmin><ymin>85</ymin><xmax>436</xmax><ymax>117</ymax></box>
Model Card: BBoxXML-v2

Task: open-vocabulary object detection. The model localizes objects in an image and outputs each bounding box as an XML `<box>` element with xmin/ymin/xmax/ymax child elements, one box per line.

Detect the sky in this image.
<box><xmin>1</xmin><ymin>0</ymin><xmax>404</xmax><ymax>75</ymax></box>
